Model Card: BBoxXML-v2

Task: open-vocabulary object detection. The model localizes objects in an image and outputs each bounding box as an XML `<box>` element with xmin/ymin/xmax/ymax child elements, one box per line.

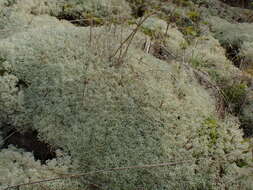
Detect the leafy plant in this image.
<box><xmin>189</xmin><ymin>56</ymin><xmax>205</xmax><ymax>68</ymax></box>
<box><xmin>183</xmin><ymin>26</ymin><xmax>198</xmax><ymax>36</ymax></box>
<box><xmin>179</xmin><ymin>41</ymin><xmax>188</xmax><ymax>50</ymax></box>
<box><xmin>187</xmin><ymin>10</ymin><xmax>200</xmax><ymax>22</ymax></box>
<box><xmin>140</xmin><ymin>26</ymin><xmax>164</xmax><ymax>40</ymax></box>
<box><xmin>201</xmin><ymin>117</ymin><xmax>219</xmax><ymax>146</ymax></box>
<box><xmin>223</xmin><ymin>82</ymin><xmax>247</xmax><ymax>114</ymax></box>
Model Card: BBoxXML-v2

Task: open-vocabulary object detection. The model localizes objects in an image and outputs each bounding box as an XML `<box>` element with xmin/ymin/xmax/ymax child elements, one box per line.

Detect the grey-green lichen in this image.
<box><xmin>208</xmin><ymin>16</ymin><xmax>253</xmax><ymax>47</ymax></box>
<box><xmin>0</xmin><ymin>146</ymin><xmax>79</xmax><ymax>190</ymax></box>
<box><xmin>0</xmin><ymin>21</ymin><xmax>251</xmax><ymax>189</ymax></box>
<box><xmin>0</xmin><ymin>0</ymin><xmax>253</xmax><ymax>189</ymax></box>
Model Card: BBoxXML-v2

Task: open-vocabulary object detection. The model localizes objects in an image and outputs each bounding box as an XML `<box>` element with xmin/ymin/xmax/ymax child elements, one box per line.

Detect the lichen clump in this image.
<box><xmin>0</xmin><ymin>0</ymin><xmax>253</xmax><ymax>189</ymax></box>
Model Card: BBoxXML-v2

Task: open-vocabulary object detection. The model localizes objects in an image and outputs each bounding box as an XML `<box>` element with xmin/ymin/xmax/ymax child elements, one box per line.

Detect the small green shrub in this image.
<box><xmin>140</xmin><ymin>26</ymin><xmax>164</xmax><ymax>40</ymax></box>
<box><xmin>183</xmin><ymin>26</ymin><xmax>198</xmax><ymax>36</ymax></box>
<box><xmin>187</xmin><ymin>10</ymin><xmax>200</xmax><ymax>22</ymax></box>
<box><xmin>223</xmin><ymin>82</ymin><xmax>247</xmax><ymax>113</ymax></box>
<box><xmin>179</xmin><ymin>41</ymin><xmax>188</xmax><ymax>49</ymax></box>
<box><xmin>189</xmin><ymin>56</ymin><xmax>204</xmax><ymax>68</ymax></box>
<box><xmin>200</xmin><ymin>117</ymin><xmax>219</xmax><ymax>146</ymax></box>
<box><xmin>207</xmin><ymin>69</ymin><xmax>225</xmax><ymax>83</ymax></box>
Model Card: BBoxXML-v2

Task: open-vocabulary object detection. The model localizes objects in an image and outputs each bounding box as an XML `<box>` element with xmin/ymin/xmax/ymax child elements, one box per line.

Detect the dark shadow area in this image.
<box><xmin>224</xmin><ymin>44</ymin><xmax>244</xmax><ymax>68</ymax></box>
<box><xmin>2</xmin><ymin>129</ymin><xmax>56</xmax><ymax>164</ymax></box>
<box><xmin>56</xmin><ymin>11</ymin><xmax>105</xmax><ymax>27</ymax></box>
<box><xmin>149</xmin><ymin>42</ymin><xmax>176</xmax><ymax>61</ymax></box>
<box><xmin>240</xmin><ymin>123</ymin><xmax>253</xmax><ymax>137</ymax></box>
<box><xmin>220</xmin><ymin>0</ymin><xmax>253</xmax><ymax>9</ymax></box>
<box><xmin>57</xmin><ymin>12</ymin><xmax>89</xmax><ymax>27</ymax></box>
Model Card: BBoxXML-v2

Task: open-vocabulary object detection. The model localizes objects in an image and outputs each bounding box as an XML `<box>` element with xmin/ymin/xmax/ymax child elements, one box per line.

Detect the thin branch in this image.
<box><xmin>109</xmin><ymin>11</ymin><xmax>156</xmax><ymax>62</ymax></box>
<box><xmin>0</xmin><ymin>130</ymin><xmax>17</xmax><ymax>146</ymax></box>
<box><xmin>4</xmin><ymin>151</ymin><xmax>239</xmax><ymax>190</ymax></box>
<box><xmin>4</xmin><ymin>160</ymin><xmax>194</xmax><ymax>190</ymax></box>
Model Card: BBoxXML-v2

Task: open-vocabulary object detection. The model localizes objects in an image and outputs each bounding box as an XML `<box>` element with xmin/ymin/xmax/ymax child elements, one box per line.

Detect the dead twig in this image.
<box><xmin>109</xmin><ymin>11</ymin><xmax>156</xmax><ymax>66</ymax></box>
<box><xmin>4</xmin><ymin>160</ymin><xmax>194</xmax><ymax>190</ymax></box>
<box><xmin>0</xmin><ymin>129</ymin><xmax>18</xmax><ymax>146</ymax></box>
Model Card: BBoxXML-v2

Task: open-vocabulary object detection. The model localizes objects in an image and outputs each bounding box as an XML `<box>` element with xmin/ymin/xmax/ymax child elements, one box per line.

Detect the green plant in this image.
<box><xmin>202</xmin><ymin>117</ymin><xmax>219</xmax><ymax>146</ymax></box>
<box><xmin>140</xmin><ymin>26</ymin><xmax>164</xmax><ymax>41</ymax></box>
<box><xmin>179</xmin><ymin>41</ymin><xmax>188</xmax><ymax>50</ymax></box>
<box><xmin>183</xmin><ymin>26</ymin><xmax>198</xmax><ymax>36</ymax></box>
<box><xmin>207</xmin><ymin>69</ymin><xmax>224</xmax><ymax>83</ymax></box>
<box><xmin>202</xmin><ymin>21</ymin><xmax>209</xmax><ymax>25</ymax></box>
<box><xmin>223</xmin><ymin>82</ymin><xmax>247</xmax><ymax>113</ymax></box>
<box><xmin>82</xmin><ymin>12</ymin><xmax>105</xmax><ymax>25</ymax></box>
<box><xmin>187</xmin><ymin>10</ymin><xmax>200</xmax><ymax>22</ymax></box>
<box><xmin>189</xmin><ymin>56</ymin><xmax>204</xmax><ymax>68</ymax></box>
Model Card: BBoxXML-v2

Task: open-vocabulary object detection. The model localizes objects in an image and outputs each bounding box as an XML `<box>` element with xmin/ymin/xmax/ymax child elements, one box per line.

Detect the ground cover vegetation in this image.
<box><xmin>1</xmin><ymin>0</ymin><xmax>253</xmax><ymax>189</ymax></box>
